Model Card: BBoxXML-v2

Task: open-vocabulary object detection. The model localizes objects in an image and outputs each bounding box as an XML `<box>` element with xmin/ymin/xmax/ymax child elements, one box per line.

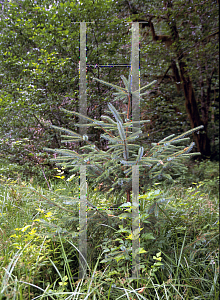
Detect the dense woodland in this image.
<box><xmin>0</xmin><ymin>1</ymin><xmax>219</xmax><ymax>299</ymax></box>
<box><xmin>0</xmin><ymin>0</ymin><xmax>219</xmax><ymax>179</ymax></box>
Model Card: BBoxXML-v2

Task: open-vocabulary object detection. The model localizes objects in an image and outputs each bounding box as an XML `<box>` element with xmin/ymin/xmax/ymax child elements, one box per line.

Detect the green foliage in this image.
<box><xmin>0</xmin><ymin>0</ymin><xmax>129</xmax><ymax>176</ymax></box>
<box><xmin>0</xmin><ymin>165</ymin><xmax>219</xmax><ymax>298</ymax></box>
<box><xmin>0</xmin><ymin>0</ymin><xmax>218</xmax><ymax>180</ymax></box>
<box><xmin>177</xmin><ymin>159</ymin><xmax>219</xmax><ymax>197</ymax></box>
<box><xmin>45</xmin><ymin>74</ymin><xmax>203</xmax><ymax>201</ymax></box>
<box><xmin>0</xmin><ymin>137</ymin><xmax>56</xmax><ymax>184</ymax></box>
<box><xmin>121</xmin><ymin>0</ymin><xmax>219</xmax><ymax>157</ymax></box>
<box><xmin>0</xmin><ymin>0</ymin><xmax>219</xmax><ymax>298</ymax></box>
<box><xmin>96</xmin><ymin>178</ymin><xmax>219</xmax><ymax>279</ymax></box>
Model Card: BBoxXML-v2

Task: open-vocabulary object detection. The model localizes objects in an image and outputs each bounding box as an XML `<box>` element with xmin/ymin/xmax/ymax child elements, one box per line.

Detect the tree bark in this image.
<box><xmin>178</xmin><ymin>57</ymin><xmax>211</xmax><ymax>156</ymax></box>
<box><xmin>168</xmin><ymin>18</ymin><xmax>211</xmax><ymax>157</ymax></box>
<box><xmin>147</xmin><ymin>15</ymin><xmax>211</xmax><ymax>157</ymax></box>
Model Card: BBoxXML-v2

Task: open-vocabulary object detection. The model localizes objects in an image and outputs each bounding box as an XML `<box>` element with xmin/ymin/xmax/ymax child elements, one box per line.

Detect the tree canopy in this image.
<box><xmin>0</xmin><ymin>0</ymin><xmax>219</xmax><ymax>178</ymax></box>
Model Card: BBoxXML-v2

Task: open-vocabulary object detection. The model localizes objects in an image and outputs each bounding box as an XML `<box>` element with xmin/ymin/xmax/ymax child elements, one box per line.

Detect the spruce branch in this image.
<box><xmin>45</xmin><ymin>74</ymin><xmax>203</xmax><ymax>202</ymax></box>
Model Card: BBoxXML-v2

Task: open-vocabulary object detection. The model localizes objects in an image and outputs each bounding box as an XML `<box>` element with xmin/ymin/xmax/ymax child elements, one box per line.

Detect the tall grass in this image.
<box><xmin>0</xmin><ymin>161</ymin><xmax>219</xmax><ymax>299</ymax></box>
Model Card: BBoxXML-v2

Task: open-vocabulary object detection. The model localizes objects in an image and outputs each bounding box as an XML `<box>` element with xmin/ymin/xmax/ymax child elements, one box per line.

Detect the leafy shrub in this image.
<box><xmin>178</xmin><ymin>159</ymin><xmax>219</xmax><ymax>197</ymax></box>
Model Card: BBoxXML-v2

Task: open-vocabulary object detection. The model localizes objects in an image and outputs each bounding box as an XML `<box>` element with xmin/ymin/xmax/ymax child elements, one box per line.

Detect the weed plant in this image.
<box><xmin>0</xmin><ymin>160</ymin><xmax>219</xmax><ymax>299</ymax></box>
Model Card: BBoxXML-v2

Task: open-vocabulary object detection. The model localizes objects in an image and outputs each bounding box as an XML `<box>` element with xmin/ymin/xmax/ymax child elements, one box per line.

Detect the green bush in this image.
<box><xmin>177</xmin><ymin>159</ymin><xmax>219</xmax><ymax>197</ymax></box>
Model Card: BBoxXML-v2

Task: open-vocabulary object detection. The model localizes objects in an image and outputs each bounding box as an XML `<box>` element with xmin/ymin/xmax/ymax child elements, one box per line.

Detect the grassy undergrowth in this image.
<box><xmin>0</xmin><ymin>160</ymin><xmax>219</xmax><ymax>299</ymax></box>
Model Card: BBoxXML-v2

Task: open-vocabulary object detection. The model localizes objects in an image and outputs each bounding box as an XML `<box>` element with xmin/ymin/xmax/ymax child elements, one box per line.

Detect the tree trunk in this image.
<box><xmin>143</xmin><ymin>3</ymin><xmax>212</xmax><ymax>157</ymax></box>
<box><xmin>178</xmin><ymin>58</ymin><xmax>211</xmax><ymax>157</ymax></box>
<box><xmin>167</xmin><ymin>16</ymin><xmax>211</xmax><ymax>157</ymax></box>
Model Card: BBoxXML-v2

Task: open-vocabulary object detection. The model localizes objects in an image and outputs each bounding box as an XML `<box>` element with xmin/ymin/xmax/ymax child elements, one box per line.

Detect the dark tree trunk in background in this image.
<box><xmin>168</xmin><ymin>18</ymin><xmax>211</xmax><ymax>157</ymax></box>
<box><xmin>147</xmin><ymin>15</ymin><xmax>211</xmax><ymax>157</ymax></box>
<box><xmin>178</xmin><ymin>58</ymin><xmax>211</xmax><ymax>157</ymax></box>
<box><xmin>130</xmin><ymin>0</ymin><xmax>215</xmax><ymax>158</ymax></box>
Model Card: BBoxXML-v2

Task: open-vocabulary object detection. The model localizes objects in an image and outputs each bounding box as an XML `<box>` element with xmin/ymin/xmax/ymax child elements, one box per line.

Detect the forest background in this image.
<box><xmin>0</xmin><ymin>0</ymin><xmax>219</xmax><ymax>182</ymax></box>
<box><xmin>0</xmin><ymin>1</ymin><xmax>219</xmax><ymax>299</ymax></box>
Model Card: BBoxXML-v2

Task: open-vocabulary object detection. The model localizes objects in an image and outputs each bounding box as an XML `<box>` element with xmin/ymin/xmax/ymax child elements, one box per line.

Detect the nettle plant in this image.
<box><xmin>45</xmin><ymin>74</ymin><xmax>203</xmax><ymax>204</ymax></box>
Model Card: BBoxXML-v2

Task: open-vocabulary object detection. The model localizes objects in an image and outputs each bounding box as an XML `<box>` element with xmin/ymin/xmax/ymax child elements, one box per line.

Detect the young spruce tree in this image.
<box><xmin>45</xmin><ymin>74</ymin><xmax>203</xmax><ymax>205</ymax></box>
